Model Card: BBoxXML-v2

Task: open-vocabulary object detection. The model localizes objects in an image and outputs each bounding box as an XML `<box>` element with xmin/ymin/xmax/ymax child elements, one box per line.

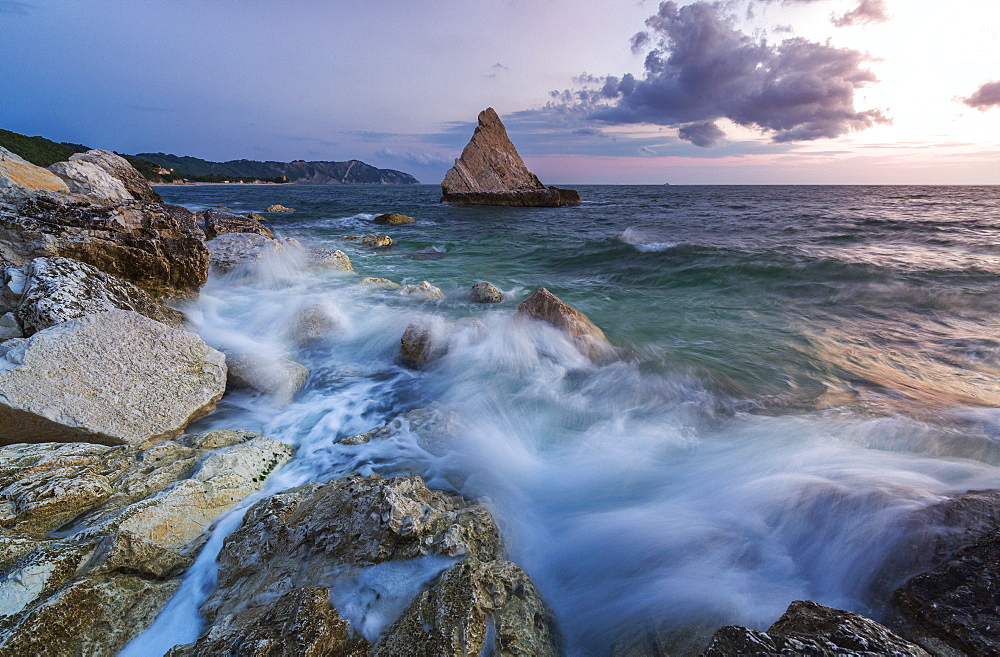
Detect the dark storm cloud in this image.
<box><xmin>831</xmin><ymin>0</ymin><xmax>889</xmax><ymax>27</ymax></box>
<box><xmin>677</xmin><ymin>121</ymin><xmax>727</xmax><ymax>147</ymax></box>
<box><xmin>962</xmin><ymin>80</ymin><xmax>1000</xmax><ymax>110</ymax></box>
<box><xmin>552</xmin><ymin>1</ymin><xmax>887</xmax><ymax>147</ymax></box>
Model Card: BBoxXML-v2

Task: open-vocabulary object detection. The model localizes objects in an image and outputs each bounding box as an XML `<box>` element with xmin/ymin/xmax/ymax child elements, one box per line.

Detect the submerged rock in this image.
<box><xmin>0</xmin><ymin>310</ymin><xmax>226</xmax><ymax>446</ymax></box>
<box><xmin>471</xmin><ymin>280</ymin><xmax>503</xmax><ymax>303</ymax></box>
<box><xmin>0</xmin><ymin>431</ymin><xmax>292</xmax><ymax>656</ymax></box>
<box><xmin>47</xmin><ymin>160</ymin><xmax>132</xmax><ymax>203</ymax></box>
<box><xmin>399</xmin><ymin>280</ymin><xmax>444</xmax><ymax>301</ymax></box>
<box><xmin>516</xmin><ymin>287</ymin><xmax>613</xmax><ymax>360</ymax></box>
<box><xmin>342</xmin><ymin>233</ymin><xmax>393</xmax><ymax>248</ymax></box>
<box><xmin>201</xmin><ymin>208</ymin><xmax>274</xmax><ymax>240</ymax></box>
<box><xmin>339</xmin><ymin>408</ymin><xmax>466</xmax><ymax>456</ymax></box>
<box><xmin>699</xmin><ymin>600</ymin><xmax>929</xmax><ymax>657</ymax></box>
<box><xmin>264</xmin><ymin>204</ymin><xmax>292</xmax><ymax>213</ymax></box>
<box><xmin>0</xmin><ymin>192</ymin><xmax>208</xmax><ymax>298</ymax></box>
<box><xmin>69</xmin><ymin>149</ymin><xmax>162</xmax><ymax>203</ymax></box>
<box><xmin>172</xmin><ymin>474</ymin><xmax>510</xmax><ymax>654</ymax></box>
<box><xmin>16</xmin><ymin>256</ymin><xmax>184</xmax><ymax>336</ymax></box>
<box><xmin>0</xmin><ymin>147</ymin><xmax>69</xmax><ymax>194</ymax></box>
<box><xmin>373</xmin><ymin>212</ymin><xmax>414</xmax><ymax>225</ymax></box>
<box><xmin>205</xmin><ymin>233</ymin><xmax>299</xmax><ymax>272</ymax></box>
<box><xmin>225</xmin><ymin>352</ymin><xmax>310</xmax><ymax>406</ymax></box>
<box><xmin>441</xmin><ymin>108</ymin><xmax>580</xmax><ymax>207</ymax></box>
<box><xmin>285</xmin><ymin>303</ymin><xmax>340</xmax><ymax>347</ymax></box>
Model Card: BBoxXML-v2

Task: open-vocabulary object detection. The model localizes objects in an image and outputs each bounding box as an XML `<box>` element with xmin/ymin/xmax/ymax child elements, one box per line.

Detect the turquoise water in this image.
<box><xmin>127</xmin><ymin>184</ymin><xmax>1000</xmax><ymax>655</ymax></box>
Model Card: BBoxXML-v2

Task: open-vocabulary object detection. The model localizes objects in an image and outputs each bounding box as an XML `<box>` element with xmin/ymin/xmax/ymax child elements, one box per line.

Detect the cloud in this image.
<box><xmin>550</xmin><ymin>1</ymin><xmax>887</xmax><ymax>147</ymax></box>
<box><xmin>639</xmin><ymin>145</ymin><xmax>657</xmax><ymax>156</ymax></box>
<box><xmin>374</xmin><ymin>147</ymin><xmax>453</xmax><ymax>167</ymax></box>
<box><xmin>831</xmin><ymin>0</ymin><xmax>889</xmax><ymax>27</ymax></box>
<box><xmin>677</xmin><ymin>121</ymin><xmax>727</xmax><ymax>147</ymax></box>
<box><xmin>961</xmin><ymin>80</ymin><xmax>1000</xmax><ymax>110</ymax></box>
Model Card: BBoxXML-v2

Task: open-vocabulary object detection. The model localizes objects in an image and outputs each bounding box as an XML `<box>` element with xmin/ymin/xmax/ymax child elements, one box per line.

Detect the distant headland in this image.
<box><xmin>0</xmin><ymin>128</ymin><xmax>419</xmax><ymax>185</ymax></box>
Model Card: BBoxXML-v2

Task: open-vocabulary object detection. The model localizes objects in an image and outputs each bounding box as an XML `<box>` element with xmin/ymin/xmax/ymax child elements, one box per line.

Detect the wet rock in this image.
<box><xmin>306</xmin><ymin>247</ymin><xmax>353</xmax><ymax>271</ymax></box>
<box><xmin>264</xmin><ymin>204</ymin><xmax>292</xmax><ymax>213</ymax></box>
<box><xmin>247</xmin><ymin>211</ymin><xmax>267</xmax><ymax>222</ymax></box>
<box><xmin>699</xmin><ymin>600</ymin><xmax>930</xmax><ymax>657</ymax></box>
<box><xmin>400</xmin><ymin>317</ymin><xmax>447</xmax><ymax>367</ymax></box>
<box><xmin>377</xmin><ymin>557</ymin><xmax>559</xmax><ymax>657</ymax></box>
<box><xmin>0</xmin><ymin>147</ymin><xmax>69</xmax><ymax>194</ymax></box>
<box><xmin>47</xmin><ymin>160</ymin><xmax>132</xmax><ymax>203</ymax></box>
<box><xmin>206</xmin><ymin>233</ymin><xmax>300</xmax><ymax>272</ymax></box>
<box><xmin>373</xmin><ymin>212</ymin><xmax>415</xmax><ymax>225</ymax></box>
<box><xmin>0</xmin><ymin>192</ymin><xmax>208</xmax><ymax>299</ymax></box>
<box><xmin>69</xmin><ymin>149</ymin><xmax>162</xmax><ymax>203</ymax></box>
<box><xmin>340</xmin><ymin>408</ymin><xmax>466</xmax><ymax>456</ymax></box>
<box><xmin>16</xmin><ymin>256</ymin><xmax>184</xmax><ymax>336</ymax></box>
<box><xmin>226</xmin><ymin>352</ymin><xmax>309</xmax><ymax>406</ymax></box>
<box><xmin>0</xmin><ymin>310</ymin><xmax>226</xmax><ymax>446</ymax></box>
<box><xmin>359</xmin><ymin>277</ymin><xmax>400</xmax><ymax>289</ymax></box>
<box><xmin>516</xmin><ymin>287</ymin><xmax>613</xmax><ymax>361</ymax></box>
<box><xmin>201</xmin><ymin>208</ymin><xmax>274</xmax><ymax>240</ymax></box>
<box><xmin>471</xmin><ymin>280</ymin><xmax>503</xmax><ymax>303</ymax></box>
<box><xmin>0</xmin><ymin>431</ymin><xmax>292</xmax><ymax>655</ymax></box>
<box><xmin>342</xmin><ymin>233</ymin><xmax>392</xmax><ymax>248</ymax></box>
<box><xmin>177</xmin><ymin>475</ymin><xmax>503</xmax><ymax>653</ymax></box>
<box><xmin>441</xmin><ymin>108</ymin><xmax>580</xmax><ymax>207</ymax></box>
<box><xmin>400</xmin><ymin>280</ymin><xmax>444</xmax><ymax>301</ymax></box>
<box><xmin>286</xmin><ymin>303</ymin><xmax>340</xmax><ymax>347</ymax></box>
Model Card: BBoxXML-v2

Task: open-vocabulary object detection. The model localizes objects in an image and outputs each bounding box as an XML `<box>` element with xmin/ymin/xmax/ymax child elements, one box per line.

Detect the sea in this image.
<box><xmin>123</xmin><ymin>184</ymin><xmax>1000</xmax><ymax>655</ymax></box>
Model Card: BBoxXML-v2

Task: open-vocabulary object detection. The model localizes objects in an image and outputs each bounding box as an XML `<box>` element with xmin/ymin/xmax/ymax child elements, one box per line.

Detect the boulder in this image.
<box><xmin>47</xmin><ymin>160</ymin><xmax>132</xmax><ymax>203</ymax></box>
<box><xmin>201</xmin><ymin>208</ymin><xmax>274</xmax><ymax>240</ymax></box>
<box><xmin>0</xmin><ymin>431</ymin><xmax>292</xmax><ymax>655</ymax></box>
<box><xmin>306</xmin><ymin>248</ymin><xmax>353</xmax><ymax>271</ymax></box>
<box><xmin>226</xmin><ymin>352</ymin><xmax>309</xmax><ymax>406</ymax></box>
<box><xmin>0</xmin><ymin>192</ymin><xmax>208</xmax><ymax>298</ymax></box>
<box><xmin>373</xmin><ymin>212</ymin><xmax>414</xmax><ymax>225</ymax></box>
<box><xmin>441</xmin><ymin>108</ymin><xmax>580</xmax><ymax>207</ymax></box>
<box><xmin>471</xmin><ymin>281</ymin><xmax>503</xmax><ymax>303</ymax></box>
<box><xmin>16</xmin><ymin>256</ymin><xmax>184</xmax><ymax>336</ymax></box>
<box><xmin>206</xmin><ymin>234</ymin><xmax>299</xmax><ymax>272</ymax></box>
<box><xmin>173</xmin><ymin>475</ymin><xmax>505</xmax><ymax>654</ymax></box>
<box><xmin>0</xmin><ymin>147</ymin><xmax>69</xmax><ymax>194</ymax></box>
<box><xmin>400</xmin><ymin>318</ymin><xmax>446</xmax><ymax>367</ymax></box>
<box><xmin>264</xmin><ymin>204</ymin><xmax>292</xmax><ymax>213</ymax></box>
<box><xmin>699</xmin><ymin>601</ymin><xmax>930</xmax><ymax>657</ymax></box>
<box><xmin>358</xmin><ymin>277</ymin><xmax>399</xmax><ymax>289</ymax></box>
<box><xmin>399</xmin><ymin>280</ymin><xmax>444</xmax><ymax>301</ymax></box>
<box><xmin>247</xmin><ymin>212</ymin><xmax>267</xmax><ymax>222</ymax></box>
<box><xmin>0</xmin><ymin>310</ymin><xmax>226</xmax><ymax>446</ymax></box>
<box><xmin>69</xmin><ymin>149</ymin><xmax>162</xmax><ymax>203</ymax></box>
<box><xmin>285</xmin><ymin>303</ymin><xmax>340</xmax><ymax>347</ymax></box>
<box><xmin>342</xmin><ymin>234</ymin><xmax>392</xmax><ymax>248</ymax></box>
<box><xmin>516</xmin><ymin>287</ymin><xmax>613</xmax><ymax>360</ymax></box>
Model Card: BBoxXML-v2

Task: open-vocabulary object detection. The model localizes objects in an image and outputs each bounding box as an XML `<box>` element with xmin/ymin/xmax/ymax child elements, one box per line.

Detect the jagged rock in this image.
<box><xmin>306</xmin><ymin>248</ymin><xmax>353</xmax><ymax>271</ymax></box>
<box><xmin>359</xmin><ymin>277</ymin><xmax>400</xmax><ymax>289</ymax></box>
<box><xmin>264</xmin><ymin>204</ymin><xmax>292</xmax><ymax>213</ymax></box>
<box><xmin>0</xmin><ymin>310</ymin><xmax>226</xmax><ymax>446</ymax></box>
<box><xmin>47</xmin><ymin>160</ymin><xmax>132</xmax><ymax>203</ymax></box>
<box><xmin>400</xmin><ymin>280</ymin><xmax>444</xmax><ymax>301</ymax></box>
<box><xmin>0</xmin><ymin>312</ymin><xmax>19</xmax><ymax>340</ymax></box>
<box><xmin>0</xmin><ymin>147</ymin><xmax>69</xmax><ymax>194</ymax></box>
<box><xmin>471</xmin><ymin>281</ymin><xmax>503</xmax><ymax>303</ymax></box>
<box><xmin>0</xmin><ymin>431</ymin><xmax>292</xmax><ymax>655</ymax></box>
<box><xmin>226</xmin><ymin>352</ymin><xmax>309</xmax><ymax>406</ymax></box>
<box><xmin>0</xmin><ymin>192</ymin><xmax>208</xmax><ymax>298</ymax></box>
<box><xmin>376</xmin><ymin>557</ymin><xmax>559</xmax><ymax>657</ymax></box>
<box><xmin>373</xmin><ymin>212</ymin><xmax>414</xmax><ymax>225</ymax></box>
<box><xmin>285</xmin><ymin>303</ymin><xmax>340</xmax><ymax>347</ymax></box>
<box><xmin>516</xmin><ymin>287</ymin><xmax>613</xmax><ymax>360</ymax></box>
<box><xmin>201</xmin><ymin>208</ymin><xmax>274</xmax><ymax>240</ymax></box>
<box><xmin>247</xmin><ymin>212</ymin><xmax>266</xmax><ymax>222</ymax></box>
<box><xmin>69</xmin><ymin>149</ymin><xmax>162</xmax><ymax>203</ymax></box>
<box><xmin>16</xmin><ymin>256</ymin><xmax>184</xmax><ymax>336</ymax></box>
<box><xmin>206</xmin><ymin>233</ymin><xmax>300</xmax><ymax>272</ymax></box>
<box><xmin>441</xmin><ymin>108</ymin><xmax>580</xmax><ymax>207</ymax></box>
<box><xmin>699</xmin><ymin>601</ymin><xmax>929</xmax><ymax>657</ymax></box>
<box><xmin>176</xmin><ymin>475</ymin><xmax>503</xmax><ymax>654</ymax></box>
<box><xmin>342</xmin><ymin>234</ymin><xmax>392</xmax><ymax>248</ymax></box>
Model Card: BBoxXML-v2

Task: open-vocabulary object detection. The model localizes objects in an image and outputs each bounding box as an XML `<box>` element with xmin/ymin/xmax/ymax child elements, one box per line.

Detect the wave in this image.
<box><xmin>617</xmin><ymin>227</ymin><xmax>678</xmax><ymax>252</ymax></box>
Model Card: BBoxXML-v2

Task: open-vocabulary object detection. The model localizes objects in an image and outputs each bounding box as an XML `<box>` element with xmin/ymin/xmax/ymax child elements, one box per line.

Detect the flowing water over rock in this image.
<box><xmin>126</xmin><ymin>184</ymin><xmax>1000</xmax><ymax>655</ymax></box>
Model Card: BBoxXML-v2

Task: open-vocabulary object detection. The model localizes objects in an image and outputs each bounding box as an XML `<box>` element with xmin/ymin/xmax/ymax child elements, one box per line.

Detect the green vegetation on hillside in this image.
<box><xmin>0</xmin><ymin>129</ymin><xmax>89</xmax><ymax>167</ymax></box>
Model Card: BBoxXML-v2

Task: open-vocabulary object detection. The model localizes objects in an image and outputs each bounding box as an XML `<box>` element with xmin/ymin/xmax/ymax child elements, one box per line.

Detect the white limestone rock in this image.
<box><xmin>47</xmin><ymin>160</ymin><xmax>132</xmax><ymax>203</ymax></box>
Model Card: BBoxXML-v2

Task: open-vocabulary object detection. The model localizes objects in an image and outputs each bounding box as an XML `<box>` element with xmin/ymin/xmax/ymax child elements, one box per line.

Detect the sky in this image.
<box><xmin>1</xmin><ymin>0</ymin><xmax>998</xmax><ymax>184</ymax></box>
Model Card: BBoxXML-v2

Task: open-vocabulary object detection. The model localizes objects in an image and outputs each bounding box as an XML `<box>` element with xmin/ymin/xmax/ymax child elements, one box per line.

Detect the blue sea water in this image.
<box><xmin>125</xmin><ymin>184</ymin><xmax>1000</xmax><ymax>655</ymax></box>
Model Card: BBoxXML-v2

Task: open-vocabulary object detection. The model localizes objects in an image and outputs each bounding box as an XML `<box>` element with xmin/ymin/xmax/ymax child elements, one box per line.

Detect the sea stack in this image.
<box><xmin>441</xmin><ymin>108</ymin><xmax>580</xmax><ymax>207</ymax></box>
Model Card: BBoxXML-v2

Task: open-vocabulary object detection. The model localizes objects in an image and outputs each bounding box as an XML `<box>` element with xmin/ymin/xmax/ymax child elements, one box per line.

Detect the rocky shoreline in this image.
<box><xmin>0</xmin><ymin>144</ymin><xmax>997</xmax><ymax>655</ymax></box>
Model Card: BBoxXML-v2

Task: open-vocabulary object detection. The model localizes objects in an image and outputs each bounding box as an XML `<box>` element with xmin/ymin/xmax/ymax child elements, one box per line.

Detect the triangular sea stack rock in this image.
<box><xmin>441</xmin><ymin>108</ymin><xmax>580</xmax><ymax>207</ymax></box>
